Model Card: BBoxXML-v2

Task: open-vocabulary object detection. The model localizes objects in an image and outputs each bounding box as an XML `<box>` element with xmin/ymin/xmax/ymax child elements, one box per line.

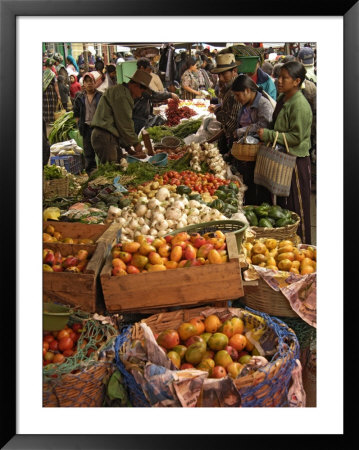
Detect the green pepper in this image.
<box><xmin>222</xmin><ymin>204</ymin><xmax>237</xmax><ymax>217</ymax></box>
<box><xmin>254</xmin><ymin>206</ymin><xmax>269</xmax><ymax>217</ymax></box>
<box><xmin>282</xmin><ymin>209</ymin><xmax>292</xmax><ymax>219</ymax></box>
<box><xmin>266</xmin><ymin>216</ymin><xmax>276</xmax><ymax>226</ymax></box>
<box><xmin>245</xmin><ymin>210</ymin><xmax>258</xmax><ymax>226</ymax></box>
<box><xmin>258</xmin><ymin>218</ymin><xmax>274</xmax><ymax>228</ymax></box>
<box><xmin>275</xmin><ymin>217</ymin><xmax>291</xmax><ymax>227</ymax></box>
<box><xmin>243</xmin><ymin>205</ymin><xmax>255</xmax><ymax>212</ymax></box>
<box><xmin>228</xmin><ymin>182</ymin><xmax>239</xmax><ymax>193</ymax></box>
<box><xmin>189</xmin><ymin>193</ymin><xmax>203</xmax><ymax>201</ymax></box>
<box><xmin>214</xmin><ymin>190</ymin><xmax>227</xmax><ymax>201</ymax></box>
<box><xmin>176</xmin><ymin>185</ymin><xmax>192</xmax><ymax>195</ymax></box>
<box><xmin>217</xmin><ymin>185</ymin><xmax>230</xmax><ymax>193</ymax></box>
<box><xmin>268</xmin><ymin>206</ymin><xmax>286</xmax><ymax>220</ymax></box>
<box><xmin>226</xmin><ymin>198</ymin><xmax>239</xmax><ymax>208</ymax></box>
<box><xmin>210</xmin><ymin>199</ymin><xmax>225</xmax><ymax>211</ymax></box>
<box><xmin>260</xmin><ymin>202</ymin><xmax>272</xmax><ymax>208</ymax></box>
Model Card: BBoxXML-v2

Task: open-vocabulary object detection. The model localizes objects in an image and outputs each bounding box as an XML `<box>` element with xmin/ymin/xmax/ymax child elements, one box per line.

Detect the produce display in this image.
<box><xmin>244</xmin><ymin>238</ymin><xmax>316</xmax><ymax>275</ymax></box>
<box><xmin>188</xmin><ymin>142</ymin><xmax>227</xmax><ymax>177</ymax></box>
<box><xmin>110</xmin><ymin>229</ymin><xmax>229</xmax><ymax>275</ymax></box>
<box><xmin>145</xmin><ymin>119</ymin><xmax>202</xmax><ymax>142</ymax></box>
<box><xmin>43</xmin><ymin>247</ymin><xmax>90</xmax><ymax>273</ymax></box>
<box><xmin>43</xmin><ymin>223</ymin><xmax>95</xmax><ymax>244</ymax></box>
<box><xmin>243</xmin><ymin>203</ymin><xmax>297</xmax><ymax>228</ymax></box>
<box><xmin>154</xmin><ymin>313</ymin><xmax>261</xmax><ymax>378</ymax></box>
<box><xmin>106</xmin><ymin>186</ymin><xmax>226</xmax><ymax>241</ymax></box>
<box><xmin>165</xmin><ymin>98</ymin><xmax>197</xmax><ymax>126</ymax></box>
<box><xmin>43</xmin><ymin>322</ymin><xmax>86</xmax><ymax>365</ymax></box>
<box><xmin>48</xmin><ymin>111</ymin><xmax>77</xmax><ymax>145</ymax></box>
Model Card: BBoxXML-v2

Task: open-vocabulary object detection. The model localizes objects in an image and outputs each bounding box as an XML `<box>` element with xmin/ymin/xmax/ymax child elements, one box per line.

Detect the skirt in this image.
<box><xmin>43</xmin><ymin>84</ymin><xmax>58</xmax><ymax>123</ymax></box>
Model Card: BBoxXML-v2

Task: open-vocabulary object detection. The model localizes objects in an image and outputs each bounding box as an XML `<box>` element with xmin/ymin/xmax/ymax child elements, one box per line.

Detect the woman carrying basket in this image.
<box><xmin>258</xmin><ymin>61</ymin><xmax>313</xmax><ymax>244</ymax></box>
<box><xmin>231</xmin><ymin>74</ymin><xmax>274</xmax><ymax>205</ymax></box>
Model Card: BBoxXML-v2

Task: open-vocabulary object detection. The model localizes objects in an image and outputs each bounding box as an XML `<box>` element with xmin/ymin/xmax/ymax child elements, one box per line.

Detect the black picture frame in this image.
<box><xmin>1</xmin><ymin>1</ymin><xmax>355</xmax><ymax>448</ymax></box>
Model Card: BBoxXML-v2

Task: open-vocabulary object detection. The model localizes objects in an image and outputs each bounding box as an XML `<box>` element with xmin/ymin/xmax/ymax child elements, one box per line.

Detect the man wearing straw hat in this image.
<box><xmin>209</xmin><ymin>53</ymin><xmax>242</xmax><ymax>157</ymax></box>
<box><xmin>91</xmin><ymin>69</ymin><xmax>153</xmax><ymax>162</ymax></box>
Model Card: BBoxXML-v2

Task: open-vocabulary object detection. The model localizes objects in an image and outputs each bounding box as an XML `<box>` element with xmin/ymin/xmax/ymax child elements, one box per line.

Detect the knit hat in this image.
<box><xmin>298</xmin><ymin>47</ymin><xmax>315</xmax><ymax>65</ymax></box>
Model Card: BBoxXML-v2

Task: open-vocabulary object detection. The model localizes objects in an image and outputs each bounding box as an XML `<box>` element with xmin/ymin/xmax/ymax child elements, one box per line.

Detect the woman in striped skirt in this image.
<box><xmin>43</xmin><ymin>58</ymin><xmax>61</xmax><ymax>125</ymax></box>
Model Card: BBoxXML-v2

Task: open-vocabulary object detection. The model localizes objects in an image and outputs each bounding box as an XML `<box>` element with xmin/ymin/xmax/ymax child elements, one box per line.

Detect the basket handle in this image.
<box><xmin>271</xmin><ymin>131</ymin><xmax>279</xmax><ymax>149</ymax></box>
<box><xmin>281</xmin><ymin>133</ymin><xmax>290</xmax><ymax>154</ymax></box>
<box><xmin>243</xmin><ymin>125</ymin><xmax>252</xmax><ymax>141</ymax></box>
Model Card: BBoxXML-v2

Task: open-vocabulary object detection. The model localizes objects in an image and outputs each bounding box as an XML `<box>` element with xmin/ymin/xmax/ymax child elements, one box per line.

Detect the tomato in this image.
<box><xmin>72</xmin><ymin>323</ymin><xmax>83</xmax><ymax>333</ymax></box>
<box><xmin>86</xmin><ymin>348</ymin><xmax>96</xmax><ymax>357</ymax></box>
<box><xmin>52</xmin><ymin>331</ymin><xmax>59</xmax><ymax>338</ymax></box>
<box><xmin>58</xmin><ymin>337</ymin><xmax>74</xmax><ymax>352</ymax></box>
<box><xmin>43</xmin><ymin>341</ymin><xmax>49</xmax><ymax>352</ymax></box>
<box><xmin>44</xmin><ymin>351</ymin><xmax>55</xmax><ymax>362</ymax></box>
<box><xmin>53</xmin><ymin>353</ymin><xmax>65</xmax><ymax>364</ymax></box>
<box><xmin>49</xmin><ymin>340</ymin><xmax>59</xmax><ymax>351</ymax></box>
<box><xmin>62</xmin><ymin>349</ymin><xmax>74</xmax><ymax>357</ymax></box>
<box><xmin>43</xmin><ymin>335</ymin><xmax>55</xmax><ymax>344</ymax></box>
<box><xmin>57</xmin><ymin>329</ymin><xmax>70</xmax><ymax>340</ymax></box>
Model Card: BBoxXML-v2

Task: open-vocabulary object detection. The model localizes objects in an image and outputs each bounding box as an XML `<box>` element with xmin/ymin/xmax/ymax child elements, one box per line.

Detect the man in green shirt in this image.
<box><xmin>91</xmin><ymin>70</ymin><xmax>153</xmax><ymax>162</ymax></box>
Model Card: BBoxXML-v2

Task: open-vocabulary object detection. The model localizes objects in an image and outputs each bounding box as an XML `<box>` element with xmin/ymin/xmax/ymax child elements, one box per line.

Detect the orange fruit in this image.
<box><xmin>204</xmin><ymin>315</ymin><xmax>221</xmax><ymax>333</ymax></box>
<box><xmin>189</xmin><ymin>317</ymin><xmax>205</xmax><ymax>335</ymax></box>
<box><xmin>229</xmin><ymin>333</ymin><xmax>247</xmax><ymax>352</ymax></box>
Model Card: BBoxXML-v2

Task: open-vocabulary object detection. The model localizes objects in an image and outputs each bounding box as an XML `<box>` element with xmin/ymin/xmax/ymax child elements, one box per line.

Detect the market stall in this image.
<box><xmin>42</xmin><ymin>49</ymin><xmax>316</xmax><ymax>408</ymax></box>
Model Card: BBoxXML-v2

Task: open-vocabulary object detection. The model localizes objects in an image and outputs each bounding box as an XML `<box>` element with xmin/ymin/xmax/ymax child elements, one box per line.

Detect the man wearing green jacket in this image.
<box><xmin>91</xmin><ymin>70</ymin><xmax>153</xmax><ymax>162</ymax></box>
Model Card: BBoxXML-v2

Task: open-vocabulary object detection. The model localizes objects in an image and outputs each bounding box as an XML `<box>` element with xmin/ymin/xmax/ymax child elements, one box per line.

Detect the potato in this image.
<box><xmin>252</xmin><ymin>253</ymin><xmax>267</xmax><ymax>265</ymax></box>
<box><xmin>278</xmin><ymin>259</ymin><xmax>292</xmax><ymax>271</ymax></box>
<box><xmin>252</xmin><ymin>242</ymin><xmax>267</xmax><ymax>254</ymax></box>
<box><xmin>301</xmin><ymin>257</ymin><xmax>315</xmax><ymax>268</ymax></box>
<box><xmin>276</xmin><ymin>252</ymin><xmax>295</xmax><ymax>262</ymax></box>
<box><xmin>278</xmin><ymin>240</ymin><xmax>294</xmax><ymax>248</ymax></box>
<box><xmin>265</xmin><ymin>238</ymin><xmax>278</xmax><ymax>250</ymax></box>
<box><xmin>278</xmin><ymin>244</ymin><xmax>294</xmax><ymax>254</ymax></box>
<box><xmin>291</xmin><ymin>260</ymin><xmax>301</xmax><ymax>269</ymax></box>
<box><xmin>266</xmin><ymin>257</ymin><xmax>277</xmax><ymax>267</ymax></box>
<box><xmin>266</xmin><ymin>265</ymin><xmax>278</xmax><ymax>271</ymax></box>
<box><xmin>269</xmin><ymin>248</ymin><xmax>278</xmax><ymax>258</ymax></box>
<box><xmin>290</xmin><ymin>267</ymin><xmax>300</xmax><ymax>274</ymax></box>
<box><xmin>301</xmin><ymin>265</ymin><xmax>315</xmax><ymax>275</ymax></box>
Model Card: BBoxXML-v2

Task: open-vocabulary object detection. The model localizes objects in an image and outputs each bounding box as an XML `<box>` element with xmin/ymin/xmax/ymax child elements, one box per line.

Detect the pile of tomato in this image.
<box><xmin>154</xmin><ymin>170</ymin><xmax>240</xmax><ymax>196</ymax></box>
<box><xmin>43</xmin><ymin>322</ymin><xmax>94</xmax><ymax>366</ymax></box>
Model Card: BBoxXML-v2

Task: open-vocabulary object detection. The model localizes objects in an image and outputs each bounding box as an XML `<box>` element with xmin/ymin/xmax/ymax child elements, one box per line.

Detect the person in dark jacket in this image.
<box><xmin>73</xmin><ymin>72</ymin><xmax>102</xmax><ymax>175</ymax></box>
<box><xmin>57</xmin><ymin>75</ymin><xmax>70</xmax><ymax>111</ymax></box>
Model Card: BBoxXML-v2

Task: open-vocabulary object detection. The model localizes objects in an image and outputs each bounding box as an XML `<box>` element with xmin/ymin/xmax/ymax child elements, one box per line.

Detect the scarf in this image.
<box><xmin>66</xmin><ymin>55</ymin><xmax>79</xmax><ymax>73</ymax></box>
<box><xmin>43</xmin><ymin>68</ymin><xmax>55</xmax><ymax>91</ymax></box>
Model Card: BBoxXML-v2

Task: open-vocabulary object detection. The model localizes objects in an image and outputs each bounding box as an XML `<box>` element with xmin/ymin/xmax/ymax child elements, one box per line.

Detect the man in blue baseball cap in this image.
<box><xmin>298</xmin><ymin>47</ymin><xmax>316</xmax><ymax>84</ymax></box>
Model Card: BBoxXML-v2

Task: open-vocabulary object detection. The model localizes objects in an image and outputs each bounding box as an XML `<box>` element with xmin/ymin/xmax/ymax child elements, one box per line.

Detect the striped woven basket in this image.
<box><xmin>254</xmin><ymin>132</ymin><xmax>296</xmax><ymax>197</ymax></box>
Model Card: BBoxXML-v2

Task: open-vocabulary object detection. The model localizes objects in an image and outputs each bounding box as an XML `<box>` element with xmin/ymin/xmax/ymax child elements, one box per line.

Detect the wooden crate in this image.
<box><xmin>43</xmin><ymin>222</ymin><xmax>121</xmax><ymax>313</ymax></box>
<box><xmin>43</xmin><ymin>221</ymin><xmax>113</xmax><ymax>243</ymax></box>
<box><xmin>100</xmin><ymin>232</ymin><xmax>244</xmax><ymax>313</ymax></box>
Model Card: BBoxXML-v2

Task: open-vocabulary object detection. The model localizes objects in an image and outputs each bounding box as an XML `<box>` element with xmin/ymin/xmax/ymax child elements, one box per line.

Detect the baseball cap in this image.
<box><xmin>298</xmin><ymin>47</ymin><xmax>314</xmax><ymax>65</ymax></box>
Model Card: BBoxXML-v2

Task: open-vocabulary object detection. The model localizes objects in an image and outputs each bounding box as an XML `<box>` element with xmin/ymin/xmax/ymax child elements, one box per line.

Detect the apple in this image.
<box><xmin>193</xmin><ymin>236</ymin><xmax>207</xmax><ymax>249</ymax></box>
<box><xmin>52</xmin><ymin>264</ymin><xmax>63</xmax><ymax>272</ymax></box>
<box><xmin>118</xmin><ymin>251</ymin><xmax>132</xmax><ymax>263</ymax></box>
<box><xmin>225</xmin><ymin>345</ymin><xmax>239</xmax><ymax>361</ymax></box>
<box><xmin>76</xmin><ymin>249</ymin><xmax>88</xmax><ymax>261</ymax></box>
<box><xmin>62</xmin><ymin>256</ymin><xmax>79</xmax><ymax>268</ymax></box>
<box><xmin>43</xmin><ymin>252</ymin><xmax>55</xmax><ymax>266</ymax></box>
<box><xmin>210</xmin><ymin>365</ymin><xmax>227</xmax><ymax>379</ymax></box>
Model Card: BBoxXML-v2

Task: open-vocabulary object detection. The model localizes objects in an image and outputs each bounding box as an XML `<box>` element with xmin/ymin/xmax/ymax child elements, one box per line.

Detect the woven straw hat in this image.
<box><xmin>211</xmin><ymin>53</ymin><xmax>241</xmax><ymax>74</ymax></box>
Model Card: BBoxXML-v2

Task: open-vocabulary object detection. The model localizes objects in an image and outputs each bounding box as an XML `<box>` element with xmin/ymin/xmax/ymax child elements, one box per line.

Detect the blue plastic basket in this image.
<box><xmin>50</xmin><ymin>155</ymin><xmax>84</xmax><ymax>174</ymax></box>
<box><xmin>148</xmin><ymin>153</ymin><xmax>168</xmax><ymax>167</ymax></box>
<box><xmin>115</xmin><ymin>306</ymin><xmax>300</xmax><ymax>407</ymax></box>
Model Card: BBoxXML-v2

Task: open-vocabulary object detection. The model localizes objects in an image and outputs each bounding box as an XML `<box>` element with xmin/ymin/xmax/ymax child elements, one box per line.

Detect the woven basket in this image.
<box><xmin>254</xmin><ymin>133</ymin><xmax>297</xmax><ymax>197</ymax></box>
<box><xmin>231</xmin><ymin>141</ymin><xmax>260</xmax><ymax>161</ymax></box>
<box><xmin>231</xmin><ymin>126</ymin><xmax>260</xmax><ymax>162</ymax></box>
<box><xmin>243</xmin><ymin>277</ymin><xmax>299</xmax><ymax>318</ymax></box>
<box><xmin>43</xmin><ymin>178</ymin><xmax>69</xmax><ymax>199</ymax></box>
<box><xmin>161</xmin><ymin>136</ymin><xmax>183</xmax><ymax>148</ymax></box>
<box><xmin>43</xmin><ymin>362</ymin><xmax>113</xmax><ymax>407</ymax></box>
<box><xmin>250</xmin><ymin>211</ymin><xmax>300</xmax><ymax>240</ymax></box>
<box><xmin>115</xmin><ymin>306</ymin><xmax>299</xmax><ymax>407</ymax></box>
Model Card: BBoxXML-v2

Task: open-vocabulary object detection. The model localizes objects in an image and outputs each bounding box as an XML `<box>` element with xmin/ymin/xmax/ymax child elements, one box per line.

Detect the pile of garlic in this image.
<box><xmin>188</xmin><ymin>142</ymin><xmax>227</xmax><ymax>179</ymax></box>
<box><xmin>106</xmin><ymin>186</ymin><xmax>226</xmax><ymax>242</ymax></box>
